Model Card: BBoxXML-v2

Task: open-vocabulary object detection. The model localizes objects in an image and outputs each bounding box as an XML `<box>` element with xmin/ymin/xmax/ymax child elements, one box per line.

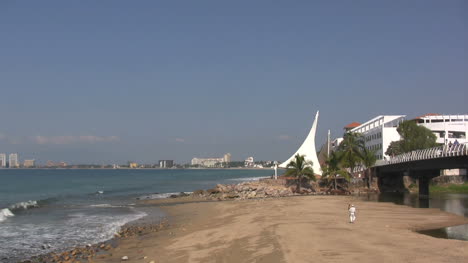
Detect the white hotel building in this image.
<box><xmin>9</xmin><ymin>153</ymin><xmax>19</xmax><ymax>168</ymax></box>
<box><xmin>349</xmin><ymin>115</ymin><xmax>406</xmax><ymax>160</ymax></box>
<box><xmin>415</xmin><ymin>114</ymin><xmax>467</xmax><ymax>145</ymax></box>
<box><xmin>0</xmin><ymin>153</ymin><xmax>6</xmax><ymax>167</ymax></box>
<box><xmin>346</xmin><ymin>113</ymin><xmax>468</xmax><ymax>161</ymax></box>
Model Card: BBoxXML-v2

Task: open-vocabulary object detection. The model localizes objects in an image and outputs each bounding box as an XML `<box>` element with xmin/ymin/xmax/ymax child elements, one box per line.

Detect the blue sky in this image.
<box><xmin>0</xmin><ymin>1</ymin><xmax>466</xmax><ymax>164</ymax></box>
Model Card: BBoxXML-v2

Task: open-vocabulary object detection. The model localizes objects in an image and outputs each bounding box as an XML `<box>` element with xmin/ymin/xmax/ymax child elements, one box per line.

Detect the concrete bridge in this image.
<box><xmin>373</xmin><ymin>144</ymin><xmax>468</xmax><ymax>197</ymax></box>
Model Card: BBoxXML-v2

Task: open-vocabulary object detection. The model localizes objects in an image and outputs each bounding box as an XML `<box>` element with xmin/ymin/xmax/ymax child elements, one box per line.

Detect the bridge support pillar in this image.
<box><xmin>418</xmin><ymin>177</ymin><xmax>430</xmax><ymax>198</ymax></box>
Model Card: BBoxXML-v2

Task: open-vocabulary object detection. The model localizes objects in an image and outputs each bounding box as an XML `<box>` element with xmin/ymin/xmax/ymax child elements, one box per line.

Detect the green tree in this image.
<box><xmin>284</xmin><ymin>154</ymin><xmax>316</xmax><ymax>192</ymax></box>
<box><xmin>385</xmin><ymin>140</ymin><xmax>403</xmax><ymax>156</ymax></box>
<box><xmin>397</xmin><ymin>120</ymin><xmax>437</xmax><ymax>152</ymax></box>
<box><xmin>338</xmin><ymin>132</ymin><xmax>365</xmax><ymax>175</ymax></box>
<box><xmin>321</xmin><ymin>151</ymin><xmax>349</xmax><ymax>190</ymax></box>
<box><xmin>360</xmin><ymin>147</ymin><xmax>377</xmax><ymax>188</ymax></box>
<box><xmin>385</xmin><ymin>120</ymin><xmax>437</xmax><ymax>155</ymax></box>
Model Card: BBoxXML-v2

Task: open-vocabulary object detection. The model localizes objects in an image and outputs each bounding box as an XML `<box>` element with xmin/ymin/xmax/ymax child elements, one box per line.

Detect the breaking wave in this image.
<box><xmin>0</xmin><ymin>208</ymin><xmax>14</xmax><ymax>223</ymax></box>
<box><xmin>9</xmin><ymin>200</ymin><xmax>39</xmax><ymax>211</ymax></box>
<box><xmin>138</xmin><ymin>192</ymin><xmax>192</xmax><ymax>200</ymax></box>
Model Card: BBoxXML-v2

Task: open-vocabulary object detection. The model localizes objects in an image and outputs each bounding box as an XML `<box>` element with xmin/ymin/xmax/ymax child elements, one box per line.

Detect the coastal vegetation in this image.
<box><xmin>360</xmin><ymin>147</ymin><xmax>377</xmax><ymax>188</ymax></box>
<box><xmin>338</xmin><ymin>132</ymin><xmax>365</xmax><ymax>174</ymax></box>
<box><xmin>430</xmin><ymin>183</ymin><xmax>468</xmax><ymax>194</ymax></box>
<box><xmin>284</xmin><ymin>154</ymin><xmax>316</xmax><ymax>192</ymax></box>
<box><xmin>321</xmin><ymin>151</ymin><xmax>348</xmax><ymax>190</ymax></box>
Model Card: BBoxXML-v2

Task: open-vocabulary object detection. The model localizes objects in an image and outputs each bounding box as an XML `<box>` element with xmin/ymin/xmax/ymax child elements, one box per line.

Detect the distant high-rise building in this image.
<box><xmin>9</xmin><ymin>153</ymin><xmax>19</xmax><ymax>168</ymax></box>
<box><xmin>0</xmin><ymin>153</ymin><xmax>6</xmax><ymax>167</ymax></box>
<box><xmin>223</xmin><ymin>153</ymin><xmax>231</xmax><ymax>163</ymax></box>
<box><xmin>159</xmin><ymin>160</ymin><xmax>174</xmax><ymax>168</ymax></box>
<box><xmin>24</xmin><ymin>159</ymin><xmax>35</xmax><ymax>168</ymax></box>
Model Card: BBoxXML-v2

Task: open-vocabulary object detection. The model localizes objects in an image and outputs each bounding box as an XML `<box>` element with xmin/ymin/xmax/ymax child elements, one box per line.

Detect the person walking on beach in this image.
<box><xmin>348</xmin><ymin>204</ymin><xmax>356</xmax><ymax>223</ymax></box>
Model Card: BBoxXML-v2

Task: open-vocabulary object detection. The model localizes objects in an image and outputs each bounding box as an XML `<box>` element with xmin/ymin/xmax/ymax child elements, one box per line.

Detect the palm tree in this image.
<box><xmin>284</xmin><ymin>154</ymin><xmax>316</xmax><ymax>192</ymax></box>
<box><xmin>322</xmin><ymin>151</ymin><xmax>349</xmax><ymax>190</ymax></box>
<box><xmin>338</xmin><ymin>132</ymin><xmax>364</xmax><ymax>176</ymax></box>
<box><xmin>360</xmin><ymin>147</ymin><xmax>377</xmax><ymax>188</ymax></box>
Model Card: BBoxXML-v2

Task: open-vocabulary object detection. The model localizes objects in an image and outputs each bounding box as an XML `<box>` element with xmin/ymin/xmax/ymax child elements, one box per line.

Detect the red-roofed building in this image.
<box><xmin>344</xmin><ymin>122</ymin><xmax>361</xmax><ymax>132</ymax></box>
<box><xmin>414</xmin><ymin>113</ymin><xmax>441</xmax><ymax>121</ymax></box>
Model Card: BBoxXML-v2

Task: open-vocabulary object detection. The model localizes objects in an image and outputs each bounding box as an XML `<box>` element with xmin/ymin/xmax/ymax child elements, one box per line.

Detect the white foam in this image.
<box><xmin>9</xmin><ymin>200</ymin><xmax>38</xmax><ymax>211</ymax></box>
<box><xmin>0</xmin><ymin>208</ymin><xmax>14</xmax><ymax>223</ymax></box>
<box><xmin>140</xmin><ymin>192</ymin><xmax>182</xmax><ymax>199</ymax></box>
<box><xmin>0</xmin><ymin>208</ymin><xmax>147</xmax><ymax>261</ymax></box>
<box><xmin>89</xmin><ymin>204</ymin><xmax>124</xmax><ymax>208</ymax></box>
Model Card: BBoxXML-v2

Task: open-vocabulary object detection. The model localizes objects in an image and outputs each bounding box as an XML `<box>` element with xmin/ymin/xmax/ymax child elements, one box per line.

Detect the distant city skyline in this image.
<box><xmin>1</xmin><ymin>1</ymin><xmax>466</xmax><ymax>164</ymax></box>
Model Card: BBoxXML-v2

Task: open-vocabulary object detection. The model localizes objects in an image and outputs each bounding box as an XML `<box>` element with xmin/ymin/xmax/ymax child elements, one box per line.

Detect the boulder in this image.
<box><xmin>206</xmin><ymin>188</ymin><xmax>220</xmax><ymax>194</ymax></box>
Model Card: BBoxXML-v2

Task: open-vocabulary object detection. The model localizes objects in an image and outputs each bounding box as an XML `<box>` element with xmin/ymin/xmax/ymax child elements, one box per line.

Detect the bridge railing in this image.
<box><xmin>377</xmin><ymin>143</ymin><xmax>468</xmax><ymax>166</ymax></box>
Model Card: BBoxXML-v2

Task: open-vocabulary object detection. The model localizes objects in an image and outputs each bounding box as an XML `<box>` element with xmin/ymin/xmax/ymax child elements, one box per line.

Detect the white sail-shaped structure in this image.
<box><xmin>279</xmin><ymin>111</ymin><xmax>322</xmax><ymax>175</ymax></box>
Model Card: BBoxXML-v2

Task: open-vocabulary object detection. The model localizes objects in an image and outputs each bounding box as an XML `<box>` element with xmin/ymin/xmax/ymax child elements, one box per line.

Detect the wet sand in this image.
<box><xmin>94</xmin><ymin>196</ymin><xmax>468</xmax><ymax>263</ymax></box>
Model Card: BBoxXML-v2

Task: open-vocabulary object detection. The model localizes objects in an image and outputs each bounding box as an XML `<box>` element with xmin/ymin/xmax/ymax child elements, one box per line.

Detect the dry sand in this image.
<box><xmin>94</xmin><ymin>196</ymin><xmax>468</xmax><ymax>263</ymax></box>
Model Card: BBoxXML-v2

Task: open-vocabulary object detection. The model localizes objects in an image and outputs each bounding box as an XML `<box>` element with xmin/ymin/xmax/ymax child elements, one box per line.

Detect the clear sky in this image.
<box><xmin>0</xmin><ymin>1</ymin><xmax>467</xmax><ymax>164</ymax></box>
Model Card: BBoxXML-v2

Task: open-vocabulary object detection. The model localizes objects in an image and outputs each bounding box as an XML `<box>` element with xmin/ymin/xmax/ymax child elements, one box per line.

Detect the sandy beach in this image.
<box><xmin>91</xmin><ymin>195</ymin><xmax>468</xmax><ymax>263</ymax></box>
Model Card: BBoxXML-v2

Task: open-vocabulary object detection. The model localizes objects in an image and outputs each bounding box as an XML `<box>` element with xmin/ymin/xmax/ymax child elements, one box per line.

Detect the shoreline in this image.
<box><xmin>90</xmin><ymin>195</ymin><xmax>468</xmax><ymax>263</ymax></box>
<box><xmin>25</xmin><ymin>193</ymin><xmax>468</xmax><ymax>263</ymax></box>
<box><xmin>20</xmin><ymin>180</ymin><xmax>468</xmax><ymax>263</ymax></box>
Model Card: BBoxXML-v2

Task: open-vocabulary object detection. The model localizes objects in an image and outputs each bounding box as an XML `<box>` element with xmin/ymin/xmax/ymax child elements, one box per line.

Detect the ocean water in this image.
<box><xmin>0</xmin><ymin>169</ymin><xmax>273</xmax><ymax>262</ymax></box>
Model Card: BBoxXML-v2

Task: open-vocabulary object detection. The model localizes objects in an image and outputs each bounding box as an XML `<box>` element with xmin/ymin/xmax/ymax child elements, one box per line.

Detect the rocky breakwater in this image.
<box><xmin>191</xmin><ymin>180</ymin><xmax>317</xmax><ymax>201</ymax></box>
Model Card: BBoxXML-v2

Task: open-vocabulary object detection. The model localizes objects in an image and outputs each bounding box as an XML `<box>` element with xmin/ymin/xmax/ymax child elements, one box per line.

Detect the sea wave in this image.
<box><xmin>0</xmin><ymin>208</ymin><xmax>148</xmax><ymax>262</ymax></box>
<box><xmin>9</xmin><ymin>200</ymin><xmax>39</xmax><ymax>211</ymax></box>
<box><xmin>1</xmin><ymin>200</ymin><xmax>41</xmax><ymax>223</ymax></box>
<box><xmin>0</xmin><ymin>208</ymin><xmax>14</xmax><ymax>222</ymax></box>
<box><xmin>89</xmin><ymin>204</ymin><xmax>125</xmax><ymax>208</ymax></box>
<box><xmin>138</xmin><ymin>192</ymin><xmax>192</xmax><ymax>200</ymax></box>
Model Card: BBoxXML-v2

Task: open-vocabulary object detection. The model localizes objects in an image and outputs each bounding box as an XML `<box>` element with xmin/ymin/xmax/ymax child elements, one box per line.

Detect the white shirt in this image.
<box><xmin>349</xmin><ymin>207</ymin><xmax>356</xmax><ymax>214</ymax></box>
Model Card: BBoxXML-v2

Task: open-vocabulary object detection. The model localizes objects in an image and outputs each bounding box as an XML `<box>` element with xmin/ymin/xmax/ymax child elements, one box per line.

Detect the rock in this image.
<box><xmin>192</xmin><ymin>189</ymin><xmax>206</xmax><ymax>196</ymax></box>
<box><xmin>122</xmin><ymin>255</ymin><xmax>129</xmax><ymax>260</ymax></box>
<box><xmin>216</xmin><ymin>184</ymin><xmax>227</xmax><ymax>192</ymax></box>
<box><xmin>247</xmin><ymin>191</ymin><xmax>257</xmax><ymax>198</ymax></box>
<box><xmin>206</xmin><ymin>188</ymin><xmax>220</xmax><ymax>194</ymax></box>
<box><xmin>226</xmin><ymin>193</ymin><xmax>240</xmax><ymax>199</ymax></box>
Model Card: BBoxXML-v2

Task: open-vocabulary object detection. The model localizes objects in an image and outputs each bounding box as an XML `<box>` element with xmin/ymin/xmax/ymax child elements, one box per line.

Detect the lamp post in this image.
<box><xmin>273</xmin><ymin>161</ymin><xmax>278</xmax><ymax>180</ymax></box>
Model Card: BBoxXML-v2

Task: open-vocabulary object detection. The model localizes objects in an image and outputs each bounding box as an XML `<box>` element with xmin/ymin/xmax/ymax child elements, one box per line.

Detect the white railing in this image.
<box><xmin>376</xmin><ymin>143</ymin><xmax>468</xmax><ymax>166</ymax></box>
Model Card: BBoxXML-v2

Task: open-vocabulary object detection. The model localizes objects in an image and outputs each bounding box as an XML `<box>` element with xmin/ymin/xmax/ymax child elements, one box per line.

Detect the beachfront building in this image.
<box><xmin>159</xmin><ymin>160</ymin><xmax>174</xmax><ymax>168</ymax></box>
<box><xmin>244</xmin><ymin>156</ymin><xmax>254</xmax><ymax>167</ymax></box>
<box><xmin>415</xmin><ymin>114</ymin><xmax>468</xmax><ymax>145</ymax></box>
<box><xmin>0</xmin><ymin>153</ymin><xmax>6</xmax><ymax>167</ymax></box>
<box><xmin>349</xmin><ymin>115</ymin><xmax>406</xmax><ymax>160</ymax></box>
<box><xmin>223</xmin><ymin>153</ymin><xmax>232</xmax><ymax>163</ymax></box>
<box><xmin>23</xmin><ymin>159</ymin><xmax>35</xmax><ymax>168</ymax></box>
<box><xmin>279</xmin><ymin>111</ymin><xmax>322</xmax><ymax>175</ymax></box>
<box><xmin>191</xmin><ymin>153</ymin><xmax>231</xmax><ymax>167</ymax></box>
<box><xmin>9</xmin><ymin>153</ymin><xmax>19</xmax><ymax>168</ymax></box>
